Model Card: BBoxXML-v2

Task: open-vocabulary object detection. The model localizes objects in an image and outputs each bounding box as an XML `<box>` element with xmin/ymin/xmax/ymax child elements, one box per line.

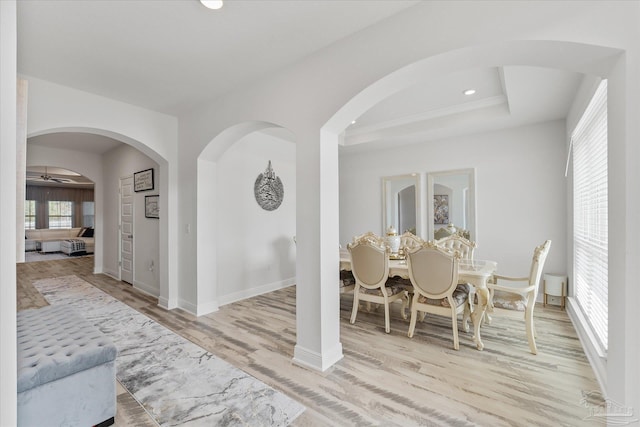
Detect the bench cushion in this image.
<box><xmin>17</xmin><ymin>304</ymin><xmax>117</xmax><ymax>393</ymax></box>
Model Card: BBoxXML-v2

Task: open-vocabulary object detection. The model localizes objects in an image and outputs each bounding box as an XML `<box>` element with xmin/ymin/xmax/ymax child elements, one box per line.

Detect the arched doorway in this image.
<box><xmin>196</xmin><ymin>121</ymin><xmax>296</xmax><ymax>316</ymax></box>
<box><xmin>24</xmin><ymin>128</ymin><xmax>169</xmax><ymax>302</ymax></box>
<box><xmin>311</xmin><ymin>40</ymin><xmax>623</xmax><ymax>371</ymax></box>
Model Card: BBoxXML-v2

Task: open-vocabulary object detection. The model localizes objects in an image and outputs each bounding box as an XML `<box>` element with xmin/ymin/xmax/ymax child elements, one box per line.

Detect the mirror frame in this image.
<box><xmin>426</xmin><ymin>168</ymin><xmax>476</xmax><ymax>241</ymax></box>
<box><xmin>382</xmin><ymin>173</ymin><xmax>421</xmax><ymax>237</ymax></box>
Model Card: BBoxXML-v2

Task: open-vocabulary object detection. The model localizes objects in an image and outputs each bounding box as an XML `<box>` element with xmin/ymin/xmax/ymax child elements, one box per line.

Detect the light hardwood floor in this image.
<box><xmin>17</xmin><ymin>257</ymin><xmax>605</xmax><ymax>426</ymax></box>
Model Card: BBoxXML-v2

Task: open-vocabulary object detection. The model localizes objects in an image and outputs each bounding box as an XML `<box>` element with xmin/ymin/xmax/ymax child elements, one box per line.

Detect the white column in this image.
<box><xmin>293</xmin><ymin>130</ymin><xmax>343</xmax><ymax>371</ymax></box>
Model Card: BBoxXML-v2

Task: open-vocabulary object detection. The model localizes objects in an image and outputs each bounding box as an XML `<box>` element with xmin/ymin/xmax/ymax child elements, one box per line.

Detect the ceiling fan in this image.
<box><xmin>27</xmin><ymin>166</ymin><xmax>72</xmax><ymax>184</ymax></box>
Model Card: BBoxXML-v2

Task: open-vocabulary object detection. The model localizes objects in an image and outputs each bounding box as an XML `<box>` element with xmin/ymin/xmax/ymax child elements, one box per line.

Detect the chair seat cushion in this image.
<box><xmin>359</xmin><ymin>284</ymin><xmax>406</xmax><ymax>296</ymax></box>
<box><xmin>385</xmin><ymin>276</ymin><xmax>413</xmax><ymax>291</ymax></box>
<box><xmin>492</xmin><ymin>290</ymin><xmax>527</xmax><ymax>311</ymax></box>
<box><xmin>340</xmin><ymin>270</ymin><xmax>355</xmax><ymax>288</ymax></box>
<box><xmin>418</xmin><ymin>283</ymin><xmax>470</xmax><ymax>308</ymax></box>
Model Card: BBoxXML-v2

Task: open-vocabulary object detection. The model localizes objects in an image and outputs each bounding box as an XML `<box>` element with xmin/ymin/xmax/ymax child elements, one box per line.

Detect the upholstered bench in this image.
<box><xmin>17</xmin><ymin>304</ymin><xmax>118</xmax><ymax>427</ymax></box>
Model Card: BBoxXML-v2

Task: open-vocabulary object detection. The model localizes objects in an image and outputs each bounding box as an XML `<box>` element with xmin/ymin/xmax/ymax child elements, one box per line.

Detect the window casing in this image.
<box><xmin>83</xmin><ymin>201</ymin><xmax>95</xmax><ymax>228</ymax></box>
<box><xmin>572</xmin><ymin>79</ymin><xmax>608</xmax><ymax>353</ymax></box>
<box><xmin>25</xmin><ymin>200</ymin><xmax>36</xmax><ymax>229</ymax></box>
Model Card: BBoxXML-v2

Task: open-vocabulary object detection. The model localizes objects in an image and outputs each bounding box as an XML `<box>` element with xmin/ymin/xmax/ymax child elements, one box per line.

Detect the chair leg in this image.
<box><xmin>525</xmin><ymin>302</ymin><xmax>537</xmax><ymax>354</ymax></box>
<box><xmin>408</xmin><ymin>306</ymin><xmax>418</xmax><ymax>338</ymax></box>
<box><xmin>400</xmin><ymin>293</ymin><xmax>408</xmax><ymax>320</ymax></box>
<box><xmin>383</xmin><ymin>298</ymin><xmax>391</xmax><ymax>333</ymax></box>
<box><xmin>484</xmin><ymin>288</ymin><xmax>493</xmax><ymax>325</ymax></box>
<box><xmin>462</xmin><ymin>301</ymin><xmax>471</xmax><ymax>333</ymax></box>
<box><xmin>350</xmin><ymin>290</ymin><xmax>360</xmax><ymax>325</ymax></box>
<box><xmin>451</xmin><ymin>309</ymin><xmax>460</xmax><ymax>350</ymax></box>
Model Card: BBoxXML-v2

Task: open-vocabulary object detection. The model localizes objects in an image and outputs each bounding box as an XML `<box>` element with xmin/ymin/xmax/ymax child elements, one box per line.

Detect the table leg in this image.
<box><xmin>470</xmin><ymin>287</ymin><xmax>490</xmax><ymax>351</ymax></box>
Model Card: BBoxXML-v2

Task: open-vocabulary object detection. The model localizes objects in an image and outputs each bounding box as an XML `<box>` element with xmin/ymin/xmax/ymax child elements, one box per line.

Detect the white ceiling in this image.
<box><xmin>28</xmin><ymin>133</ymin><xmax>123</xmax><ymax>155</ymax></box>
<box><xmin>25</xmin><ymin>165</ymin><xmax>94</xmax><ymax>188</ymax></box>
<box><xmin>344</xmin><ymin>65</ymin><xmax>583</xmax><ymax>150</ymax></box>
<box><xmin>18</xmin><ymin>0</ymin><xmax>418</xmax><ymax>115</ymax></box>
<box><xmin>17</xmin><ymin>1</ymin><xmax>583</xmax><ymax>154</ymax></box>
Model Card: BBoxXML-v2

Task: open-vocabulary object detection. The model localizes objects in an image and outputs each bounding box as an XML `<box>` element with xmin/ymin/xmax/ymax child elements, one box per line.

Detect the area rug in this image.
<box><xmin>33</xmin><ymin>275</ymin><xmax>305</xmax><ymax>426</ymax></box>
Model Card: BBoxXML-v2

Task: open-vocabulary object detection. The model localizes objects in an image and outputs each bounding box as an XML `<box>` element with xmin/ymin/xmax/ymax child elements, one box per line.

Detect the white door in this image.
<box><xmin>120</xmin><ymin>176</ymin><xmax>134</xmax><ymax>284</ymax></box>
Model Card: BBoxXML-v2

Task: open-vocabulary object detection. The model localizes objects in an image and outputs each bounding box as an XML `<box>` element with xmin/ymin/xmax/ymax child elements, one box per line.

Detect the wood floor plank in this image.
<box><xmin>17</xmin><ymin>257</ymin><xmax>605</xmax><ymax>426</ymax></box>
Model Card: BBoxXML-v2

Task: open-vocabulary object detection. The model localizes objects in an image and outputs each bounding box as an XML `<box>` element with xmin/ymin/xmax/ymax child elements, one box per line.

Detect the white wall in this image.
<box><xmin>340</xmin><ymin>120</ymin><xmax>568</xmax><ymax>278</ymax></box>
<box><xmin>216</xmin><ymin>131</ymin><xmax>296</xmax><ymax>305</ymax></box>
<box><xmin>103</xmin><ymin>144</ymin><xmax>160</xmax><ymax>297</ymax></box>
<box><xmin>0</xmin><ymin>1</ymin><xmax>17</xmax><ymax>424</ymax></box>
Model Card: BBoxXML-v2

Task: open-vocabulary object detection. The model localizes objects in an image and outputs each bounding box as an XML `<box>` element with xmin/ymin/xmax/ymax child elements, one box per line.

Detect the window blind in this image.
<box><xmin>572</xmin><ymin>79</ymin><xmax>608</xmax><ymax>353</ymax></box>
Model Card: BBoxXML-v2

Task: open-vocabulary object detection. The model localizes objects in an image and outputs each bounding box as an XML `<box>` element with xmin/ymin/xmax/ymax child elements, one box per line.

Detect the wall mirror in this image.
<box><xmin>426</xmin><ymin>168</ymin><xmax>476</xmax><ymax>241</ymax></box>
<box><xmin>382</xmin><ymin>174</ymin><xmax>420</xmax><ymax>237</ymax></box>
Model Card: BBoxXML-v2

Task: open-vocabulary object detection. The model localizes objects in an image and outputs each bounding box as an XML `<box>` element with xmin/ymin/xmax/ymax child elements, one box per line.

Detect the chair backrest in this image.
<box><xmin>405</xmin><ymin>242</ymin><xmax>459</xmax><ymax>299</ymax></box>
<box><xmin>351</xmin><ymin>231</ymin><xmax>384</xmax><ymax>246</ymax></box>
<box><xmin>529</xmin><ymin>240</ymin><xmax>552</xmax><ymax>292</ymax></box>
<box><xmin>347</xmin><ymin>233</ymin><xmax>389</xmax><ymax>290</ymax></box>
<box><xmin>400</xmin><ymin>232</ymin><xmax>424</xmax><ymax>252</ymax></box>
<box><xmin>435</xmin><ymin>234</ymin><xmax>477</xmax><ymax>259</ymax></box>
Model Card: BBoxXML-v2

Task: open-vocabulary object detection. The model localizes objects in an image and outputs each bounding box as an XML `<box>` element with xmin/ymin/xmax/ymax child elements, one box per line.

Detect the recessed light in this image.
<box><xmin>351</xmin><ymin>120</ymin><xmax>357</xmax><ymax>125</ymax></box>
<box><xmin>200</xmin><ymin>0</ymin><xmax>223</xmax><ymax>10</ymax></box>
<box><xmin>463</xmin><ymin>89</ymin><xmax>476</xmax><ymax>96</ymax></box>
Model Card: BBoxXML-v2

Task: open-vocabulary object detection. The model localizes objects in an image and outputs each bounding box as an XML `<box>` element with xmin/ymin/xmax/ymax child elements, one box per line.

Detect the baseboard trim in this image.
<box><xmin>196</xmin><ymin>300</ymin><xmax>219</xmax><ymax>317</ymax></box>
<box><xmin>293</xmin><ymin>343</ymin><xmax>344</xmax><ymax>372</ymax></box>
<box><xmin>157</xmin><ymin>296</ymin><xmax>177</xmax><ymax>310</ymax></box>
<box><xmin>102</xmin><ymin>269</ymin><xmax>119</xmax><ymax>281</ymax></box>
<box><xmin>566</xmin><ymin>297</ymin><xmax>607</xmax><ymax>395</ymax></box>
<box><xmin>134</xmin><ymin>280</ymin><xmax>159</xmax><ymax>298</ymax></box>
<box><xmin>217</xmin><ymin>278</ymin><xmax>295</xmax><ymax>307</ymax></box>
<box><xmin>178</xmin><ymin>298</ymin><xmax>197</xmax><ymax>315</ymax></box>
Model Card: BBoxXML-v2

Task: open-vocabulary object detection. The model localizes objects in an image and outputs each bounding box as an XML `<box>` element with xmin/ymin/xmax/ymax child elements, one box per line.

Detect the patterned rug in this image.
<box><xmin>33</xmin><ymin>275</ymin><xmax>305</xmax><ymax>427</ymax></box>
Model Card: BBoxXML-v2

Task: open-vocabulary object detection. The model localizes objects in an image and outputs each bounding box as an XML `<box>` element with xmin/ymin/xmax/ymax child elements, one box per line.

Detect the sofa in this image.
<box><xmin>17</xmin><ymin>304</ymin><xmax>117</xmax><ymax>426</ymax></box>
<box><xmin>25</xmin><ymin>227</ymin><xmax>94</xmax><ymax>254</ymax></box>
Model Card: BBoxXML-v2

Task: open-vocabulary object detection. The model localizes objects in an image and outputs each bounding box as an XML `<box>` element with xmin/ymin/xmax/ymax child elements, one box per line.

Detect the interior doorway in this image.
<box><xmin>120</xmin><ymin>176</ymin><xmax>134</xmax><ymax>284</ymax></box>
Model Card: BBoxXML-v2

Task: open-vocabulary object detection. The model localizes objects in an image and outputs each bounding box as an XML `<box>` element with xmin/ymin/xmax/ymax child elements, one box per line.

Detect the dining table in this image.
<box><xmin>340</xmin><ymin>249</ymin><xmax>497</xmax><ymax>350</ymax></box>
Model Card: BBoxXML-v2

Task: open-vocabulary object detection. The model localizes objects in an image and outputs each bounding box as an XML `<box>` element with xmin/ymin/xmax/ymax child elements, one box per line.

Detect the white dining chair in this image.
<box><xmin>435</xmin><ymin>234</ymin><xmax>477</xmax><ymax>260</ymax></box>
<box><xmin>348</xmin><ymin>233</ymin><xmax>408</xmax><ymax>333</ymax></box>
<box><xmin>487</xmin><ymin>240</ymin><xmax>552</xmax><ymax>354</ymax></box>
<box><xmin>405</xmin><ymin>242</ymin><xmax>470</xmax><ymax>350</ymax></box>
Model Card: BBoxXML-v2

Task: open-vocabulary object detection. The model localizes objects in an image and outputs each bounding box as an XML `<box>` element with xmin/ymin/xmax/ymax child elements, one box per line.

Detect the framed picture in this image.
<box><xmin>134</xmin><ymin>168</ymin><xmax>154</xmax><ymax>192</ymax></box>
<box><xmin>434</xmin><ymin>194</ymin><xmax>449</xmax><ymax>224</ymax></box>
<box><xmin>145</xmin><ymin>195</ymin><xmax>159</xmax><ymax>219</ymax></box>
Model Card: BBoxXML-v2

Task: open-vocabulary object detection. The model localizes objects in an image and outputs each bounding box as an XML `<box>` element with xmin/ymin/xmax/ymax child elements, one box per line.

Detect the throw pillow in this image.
<box><xmin>77</xmin><ymin>227</ymin><xmax>87</xmax><ymax>237</ymax></box>
<box><xmin>82</xmin><ymin>227</ymin><xmax>94</xmax><ymax>237</ymax></box>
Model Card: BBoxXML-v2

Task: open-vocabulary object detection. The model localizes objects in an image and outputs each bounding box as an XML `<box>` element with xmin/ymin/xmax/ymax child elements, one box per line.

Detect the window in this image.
<box><xmin>48</xmin><ymin>201</ymin><xmax>73</xmax><ymax>229</ymax></box>
<box><xmin>25</xmin><ymin>200</ymin><xmax>36</xmax><ymax>229</ymax></box>
<box><xmin>83</xmin><ymin>201</ymin><xmax>95</xmax><ymax>228</ymax></box>
<box><xmin>572</xmin><ymin>79</ymin><xmax>608</xmax><ymax>353</ymax></box>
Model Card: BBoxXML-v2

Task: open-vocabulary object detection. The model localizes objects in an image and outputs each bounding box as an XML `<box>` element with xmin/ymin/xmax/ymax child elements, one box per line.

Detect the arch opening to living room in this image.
<box><xmin>24</xmin><ymin>127</ymin><xmax>169</xmax><ymax>302</ymax></box>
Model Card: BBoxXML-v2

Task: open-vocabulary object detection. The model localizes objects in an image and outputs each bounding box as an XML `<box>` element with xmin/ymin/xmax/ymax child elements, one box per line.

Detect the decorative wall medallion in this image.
<box><xmin>254</xmin><ymin>160</ymin><xmax>284</xmax><ymax>211</ymax></box>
